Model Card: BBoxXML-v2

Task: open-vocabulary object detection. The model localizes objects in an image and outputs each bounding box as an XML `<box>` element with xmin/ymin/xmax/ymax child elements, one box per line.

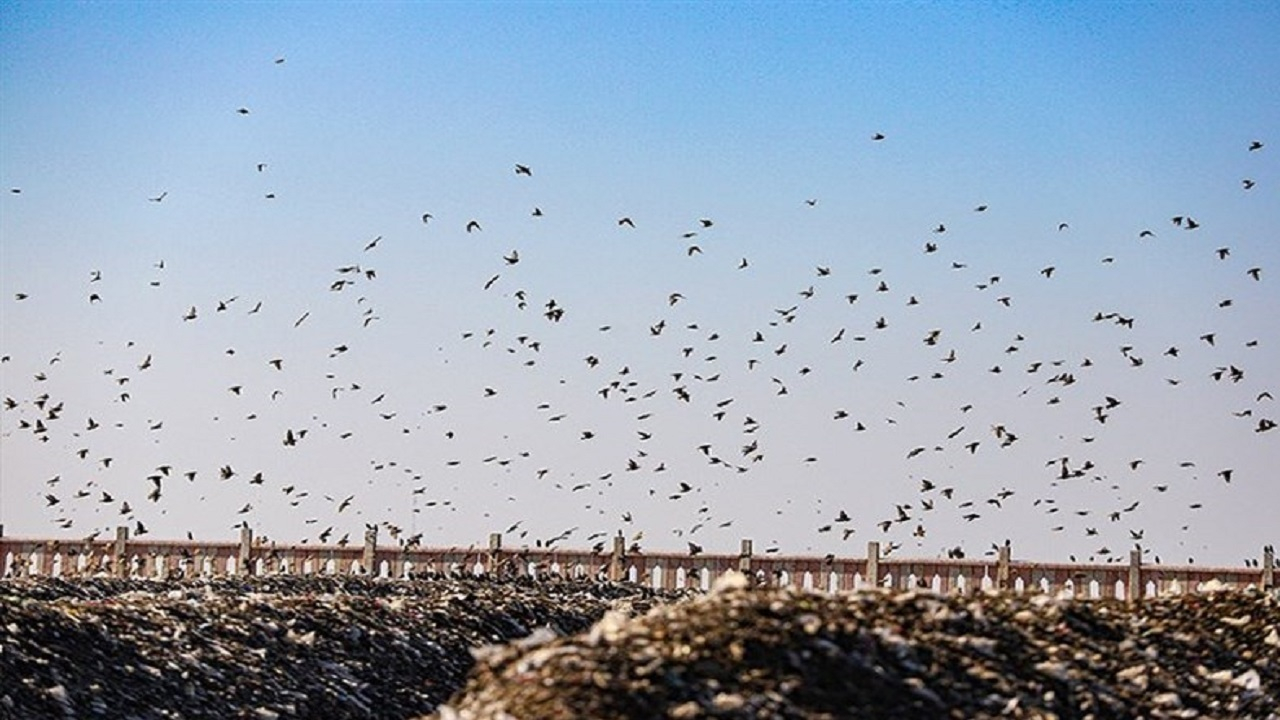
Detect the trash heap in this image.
<box><xmin>0</xmin><ymin>575</ymin><xmax>687</xmax><ymax>719</ymax></box>
<box><xmin>435</xmin><ymin>575</ymin><xmax>1280</xmax><ymax>720</ymax></box>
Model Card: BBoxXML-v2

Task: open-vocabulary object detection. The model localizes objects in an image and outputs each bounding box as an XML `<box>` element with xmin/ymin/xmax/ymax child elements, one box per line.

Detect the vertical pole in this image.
<box><xmin>363</xmin><ymin>525</ymin><xmax>378</xmax><ymax>576</ymax></box>
<box><xmin>1127</xmin><ymin>546</ymin><xmax>1142</xmax><ymax>603</ymax></box>
<box><xmin>738</xmin><ymin>538</ymin><xmax>753</xmax><ymax>577</ymax></box>
<box><xmin>866</xmin><ymin>541</ymin><xmax>880</xmax><ymax>589</ymax></box>
<box><xmin>609</xmin><ymin>535</ymin><xmax>626</xmax><ymax>582</ymax></box>
<box><xmin>114</xmin><ymin>526</ymin><xmax>129</xmax><ymax>578</ymax></box>
<box><xmin>238</xmin><ymin>525</ymin><xmax>253</xmax><ymax>576</ymax></box>
<box><xmin>486</xmin><ymin>532</ymin><xmax>502</xmax><ymax>575</ymax></box>
<box><xmin>1262</xmin><ymin>545</ymin><xmax>1274</xmax><ymax>592</ymax></box>
<box><xmin>39</xmin><ymin>540</ymin><xmax>54</xmax><ymax>577</ymax></box>
<box><xmin>996</xmin><ymin>544</ymin><xmax>1011</xmax><ymax>592</ymax></box>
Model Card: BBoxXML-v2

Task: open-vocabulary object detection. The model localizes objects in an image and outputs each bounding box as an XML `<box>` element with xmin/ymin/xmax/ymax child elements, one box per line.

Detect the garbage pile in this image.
<box><xmin>0</xmin><ymin>575</ymin><xmax>686</xmax><ymax>719</ymax></box>
<box><xmin>4</xmin><ymin>574</ymin><xmax>1277</xmax><ymax>720</ymax></box>
<box><xmin>435</xmin><ymin>575</ymin><xmax>1280</xmax><ymax>720</ymax></box>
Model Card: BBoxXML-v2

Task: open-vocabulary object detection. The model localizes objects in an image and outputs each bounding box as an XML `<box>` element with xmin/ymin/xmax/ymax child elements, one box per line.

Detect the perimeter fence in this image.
<box><xmin>1</xmin><ymin>526</ymin><xmax>1273</xmax><ymax>602</ymax></box>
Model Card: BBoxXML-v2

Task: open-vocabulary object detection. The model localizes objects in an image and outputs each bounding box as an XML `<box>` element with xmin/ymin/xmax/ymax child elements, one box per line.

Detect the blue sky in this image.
<box><xmin>2</xmin><ymin>1</ymin><xmax>1277</xmax><ymax>568</ymax></box>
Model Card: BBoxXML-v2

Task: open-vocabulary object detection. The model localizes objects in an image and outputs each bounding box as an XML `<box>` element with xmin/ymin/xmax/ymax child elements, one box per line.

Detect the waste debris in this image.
<box><xmin>0</xmin><ymin>575</ymin><xmax>686</xmax><ymax>719</ymax></box>
<box><xmin>435</xmin><ymin>575</ymin><xmax>1280</xmax><ymax>719</ymax></box>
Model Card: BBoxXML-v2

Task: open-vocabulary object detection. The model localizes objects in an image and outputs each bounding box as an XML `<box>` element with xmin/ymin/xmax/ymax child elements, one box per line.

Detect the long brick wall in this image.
<box><xmin>1</xmin><ymin>527</ymin><xmax>1273</xmax><ymax>601</ymax></box>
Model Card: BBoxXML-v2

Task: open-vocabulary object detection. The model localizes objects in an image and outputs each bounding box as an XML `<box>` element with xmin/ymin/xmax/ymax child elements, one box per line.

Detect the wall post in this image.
<box><xmin>114</xmin><ymin>526</ymin><xmax>129</xmax><ymax>578</ymax></box>
<box><xmin>1263</xmin><ymin>545</ymin><xmax>1275</xmax><ymax>592</ymax></box>
<box><xmin>39</xmin><ymin>540</ymin><xmax>55</xmax><ymax>577</ymax></box>
<box><xmin>238</xmin><ymin>525</ymin><xmax>253</xmax><ymax>576</ymax></box>
<box><xmin>363</xmin><ymin>525</ymin><xmax>378</xmax><ymax>576</ymax></box>
<box><xmin>486</xmin><ymin>532</ymin><xmax>502</xmax><ymax>575</ymax></box>
<box><xmin>738</xmin><ymin>539</ymin><xmax>753</xmax><ymax>576</ymax></box>
<box><xmin>1127</xmin><ymin>547</ymin><xmax>1142</xmax><ymax>603</ymax></box>
<box><xmin>996</xmin><ymin>544</ymin><xmax>1011</xmax><ymax>592</ymax></box>
<box><xmin>609</xmin><ymin>535</ymin><xmax>626</xmax><ymax>582</ymax></box>
<box><xmin>866</xmin><ymin>541</ymin><xmax>880</xmax><ymax>589</ymax></box>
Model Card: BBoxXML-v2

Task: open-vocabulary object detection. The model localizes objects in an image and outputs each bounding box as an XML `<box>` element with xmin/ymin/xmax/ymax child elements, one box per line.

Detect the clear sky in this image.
<box><xmin>2</xmin><ymin>1</ymin><xmax>1277</xmax><ymax>568</ymax></box>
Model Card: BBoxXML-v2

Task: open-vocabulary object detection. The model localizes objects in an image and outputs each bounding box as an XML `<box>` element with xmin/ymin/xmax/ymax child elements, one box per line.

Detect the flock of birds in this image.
<box><xmin>2</xmin><ymin>59</ymin><xmax>1276</xmax><ymax>570</ymax></box>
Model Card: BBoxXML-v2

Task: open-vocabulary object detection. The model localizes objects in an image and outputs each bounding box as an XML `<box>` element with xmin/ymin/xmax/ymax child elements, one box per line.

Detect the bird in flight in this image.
<box><xmin>149</xmin><ymin>191</ymin><xmax>167</xmax><ymax>203</ymax></box>
<box><xmin>515</xmin><ymin>164</ymin><xmax>532</xmax><ymax>176</ymax></box>
<box><xmin>466</xmin><ymin>220</ymin><xmax>482</xmax><ymax>233</ymax></box>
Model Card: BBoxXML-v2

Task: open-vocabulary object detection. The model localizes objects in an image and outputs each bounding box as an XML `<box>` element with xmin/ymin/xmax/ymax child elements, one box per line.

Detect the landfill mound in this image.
<box><xmin>435</xmin><ymin>575</ymin><xmax>1280</xmax><ymax>720</ymax></box>
<box><xmin>0</xmin><ymin>575</ymin><xmax>687</xmax><ymax>719</ymax></box>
